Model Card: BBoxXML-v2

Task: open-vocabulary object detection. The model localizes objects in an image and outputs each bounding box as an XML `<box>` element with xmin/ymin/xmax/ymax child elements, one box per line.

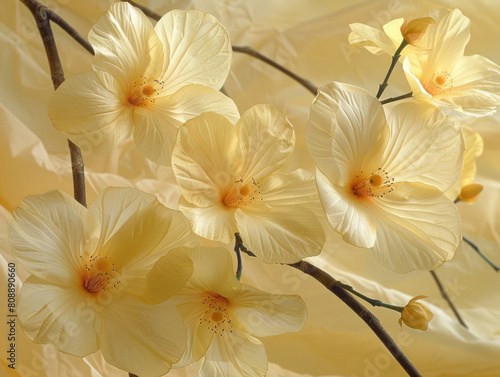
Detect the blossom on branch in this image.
<box><xmin>171</xmin><ymin>105</ymin><xmax>325</xmax><ymax>264</ymax></box>
<box><xmin>306</xmin><ymin>82</ymin><xmax>464</xmax><ymax>273</ymax></box>
<box><xmin>399</xmin><ymin>295</ymin><xmax>434</xmax><ymax>331</ymax></box>
<box><xmin>48</xmin><ymin>2</ymin><xmax>239</xmax><ymax>165</ymax></box>
<box><xmin>8</xmin><ymin>188</ymin><xmax>197</xmax><ymax>377</ymax></box>
<box><xmin>147</xmin><ymin>246</ymin><xmax>307</xmax><ymax>377</ymax></box>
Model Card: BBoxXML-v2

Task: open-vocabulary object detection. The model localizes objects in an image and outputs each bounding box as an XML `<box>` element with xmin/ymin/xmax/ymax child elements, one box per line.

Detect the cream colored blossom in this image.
<box><xmin>48</xmin><ymin>3</ymin><xmax>239</xmax><ymax>165</ymax></box>
<box><xmin>307</xmin><ymin>82</ymin><xmax>464</xmax><ymax>273</ymax></box>
<box><xmin>148</xmin><ymin>246</ymin><xmax>307</xmax><ymax>377</ymax></box>
<box><xmin>403</xmin><ymin>9</ymin><xmax>500</xmax><ymax>116</ymax></box>
<box><xmin>171</xmin><ymin>104</ymin><xmax>325</xmax><ymax>264</ymax></box>
<box><xmin>8</xmin><ymin>188</ymin><xmax>197</xmax><ymax>377</ymax></box>
<box><xmin>398</xmin><ymin>295</ymin><xmax>434</xmax><ymax>331</ymax></box>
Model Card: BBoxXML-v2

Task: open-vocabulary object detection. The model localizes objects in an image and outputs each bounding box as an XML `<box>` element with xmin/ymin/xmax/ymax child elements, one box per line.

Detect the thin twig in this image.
<box><xmin>129</xmin><ymin>374</ymin><xmax>139</xmax><ymax>377</ymax></box>
<box><xmin>430</xmin><ymin>271</ymin><xmax>468</xmax><ymax>328</ymax></box>
<box><xmin>20</xmin><ymin>0</ymin><xmax>87</xmax><ymax>208</ymax></box>
<box><xmin>376</xmin><ymin>40</ymin><xmax>408</xmax><ymax>99</ymax></box>
<box><xmin>234</xmin><ymin>233</ymin><xmax>243</xmax><ymax>281</ymax></box>
<box><xmin>231</xmin><ymin>46</ymin><xmax>319</xmax><ymax>95</ymax></box>
<box><xmin>380</xmin><ymin>92</ymin><xmax>413</xmax><ymax>105</ymax></box>
<box><xmin>47</xmin><ymin>9</ymin><xmax>94</xmax><ymax>55</ymax></box>
<box><xmin>234</xmin><ymin>234</ymin><xmax>422</xmax><ymax>377</ymax></box>
<box><xmin>463</xmin><ymin>236</ymin><xmax>500</xmax><ymax>272</ymax></box>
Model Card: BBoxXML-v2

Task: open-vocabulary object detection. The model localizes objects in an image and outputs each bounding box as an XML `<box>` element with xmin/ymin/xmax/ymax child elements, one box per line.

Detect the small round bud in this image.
<box><xmin>398</xmin><ymin>295</ymin><xmax>434</xmax><ymax>331</ymax></box>
<box><xmin>400</xmin><ymin>17</ymin><xmax>436</xmax><ymax>45</ymax></box>
<box><xmin>459</xmin><ymin>183</ymin><xmax>483</xmax><ymax>204</ymax></box>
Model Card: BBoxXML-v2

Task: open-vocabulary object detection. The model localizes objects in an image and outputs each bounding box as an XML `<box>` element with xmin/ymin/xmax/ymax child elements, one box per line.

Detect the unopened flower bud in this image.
<box><xmin>398</xmin><ymin>295</ymin><xmax>434</xmax><ymax>331</ymax></box>
<box><xmin>459</xmin><ymin>183</ymin><xmax>483</xmax><ymax>204</ymax></box>
<box><xmin>400</xmin><ymin>17</ymin><xmax>436</xmax><ymax>45</ymax></box>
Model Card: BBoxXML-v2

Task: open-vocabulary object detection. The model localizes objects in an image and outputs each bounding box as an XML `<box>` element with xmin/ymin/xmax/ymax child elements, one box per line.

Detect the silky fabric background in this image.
<box><xmin>1</xmin><ymin>0</ymin><xmax>500</xmax><ymax>376</ymax></box>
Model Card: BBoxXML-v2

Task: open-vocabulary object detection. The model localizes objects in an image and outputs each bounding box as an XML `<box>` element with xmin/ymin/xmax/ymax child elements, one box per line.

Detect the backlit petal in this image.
<box><xmin>18</xmin><ymin>276</ymin><xmax>98</xmax><ymax>357</ymax></box>
<box><xmin>88</xmin><ymin>2</ymin><xmax>163</xmax><ymax>90</ymax></box>
<box><xmin>307</xmin><ymin>82</ymin><xmax>388</xmax><ymax>186</ymax></box>
<box><xmin>259</xmin><ymin>169</ymin><xmax>318</xmax><ymax>205</ymax></box>
<box><xmin>178</xmin><ymin>198</ymin><xmax>238</xmax><ymax>244</ymax></box>
<box><xmin>234</xmin><ymin>205</ymin><xmax>325</xmax><ymax>263</ymax></box>
<box><xmin>348</xmin><ymin>22</ymin><xmax>398</xmax><ymax>55</ymax></box>
<box><xmin>9</xmin><ymin>190</ymin><xmax>85</xmax><ymax>285</ymax></box>
<box><xmin>382</xmin><ymin>102</ymin><xmax>464</xmax><ymax>191</ymax></box>
<box><xmin>372</xmin><ymin>182</ymin><xmax>461</xmax><ymax>273</ymax></box>
<box><xmin>96</xmin><ymin>294</ymin><xmax>187</xmax><ymax>377</ymax></box>
<box><xmin>231</xmin><ymin>286</ymin><xmax>307</xmax><ymax>337</ymax></box>
<box><xmin>237</xmin><ymin>104</ymin><xmax>294</xmax><ymax>182</ymax></box>
<box><xmin>316</xmin><ymin>169</ymin><xmax>377</xmax><ymax>248</ymax></box>
<box><xmin>172</xmin><ymin>112</ymin><xmax>242</xmax><ymax>207</ymax></box>
<box><xmin>155</xmin><ymin>10</ymin><xmax>232</xmax><ymax>94</ymax></box>
<box><xmin>48</xmin><ymin>71</ymin><xmax>133</xmax><ymax>153</ymax></box>
<box><xmin>133</xmin><ymin>85</ymin><xmax>240</xmax><ymax>165</ymax></box>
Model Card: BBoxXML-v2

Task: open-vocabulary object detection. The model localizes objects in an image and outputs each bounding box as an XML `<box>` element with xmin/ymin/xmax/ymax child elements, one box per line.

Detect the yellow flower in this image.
<box><xmin>48</xmin><ymin>3</ymin><xmax>239</xmax><ymax>165</ymax></box>
<box><xmin>398</xmin><ymin>295</ymin><xmax>434</xmax><ymax>331</ymax></box>
<box><xmin>171</xmin><ymin>104</ymin><xmax>325</xmax><ymax>264</ymax></box>
<box><xmin>307</xmin><ymin>82</ymin><xmax>464</xmax><ymax>273</ymax></box>
<box><xmin>8</xmin><ymin>188</ymin><xmax>197</xmax><ymax>377</ymax></box>
<box><xmin>148</xmin><ymin>246</ymin><xmax>307</xmax><ymax>377</ymax></box>
<box><xmin>403</xmin><ymin>9</ymin><xmax>500</xmax><ymax>116</ymax></box>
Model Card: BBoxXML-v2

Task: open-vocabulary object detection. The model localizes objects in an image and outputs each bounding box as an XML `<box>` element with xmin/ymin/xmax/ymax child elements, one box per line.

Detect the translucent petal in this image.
<box><xmin>155</xmin><ymin>10</ymin><xmax>232</xmax><ymax>94</ymax></box>
<box><xmin>172</xmin><ymin>111</ymin><xmax>242</xmax><ymax>207</ymax></box>
<box><xmin>18</xmin><ymin>276</ymin><xmax>98</xmax><ymax>357</ymax></box>
<box><xmin>306</xmin><ymin>82</ymin><xmax>388</xmax><ymax>186</ymax></box>
<box><xmin>371</xmin><ymin>182</ymin><xmax>461</xmax><ymax>273</ymax></box>
<box><xmin>231</xmin><ymin>285</ymin><xmax>307</xmax><ymax>337</ymax></box>
<box><xmin>96</xmin><ymin>294</ymin><xmax>187</xmax><ymax>377</ymax></box>
<box><xmin>48</xmin><ymin>71</ymin><xmax>133</xmax><ymax>153</ymax></box>
<box><xmin>88</xmin><ymin>2</ymin><xmax>163</xmax><ymax>90</ymax></box>
<box><xmin>382</xmin><ymin>102</ymin><xmax>464</xmax><ymax>191</ymax></box>
<box><xmin>9</xmin><ymin>190</ymin><xmax>85</xmax><ymax>285</ymax></box>
<box><xmin>234</xmin><ymin>205</ymin><xmax>325</xmax><ymax>263</ymax></box>
<box><xmin>237</xmin><ymin>104</ymin><xmax>295</xmax><ymax>182</ymax></box>
<box><xmin>133</xmin><ymin>85</ymin><xmax>240</xmax><ymax>166</ymax></box>
<box><xmin>259</xmin><ymin>169</ymin><xmax>318</xmax><ymax>206</ymax></box>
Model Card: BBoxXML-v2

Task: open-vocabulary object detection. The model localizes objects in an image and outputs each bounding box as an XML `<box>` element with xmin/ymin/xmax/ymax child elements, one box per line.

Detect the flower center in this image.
<box><xmin>221</xmin><ymin>178</ymin><xmax>263</xmax><ymax>208</ymax></box>
<box><xmin>126</xmin><ymin>75</ymin><xmax>165</xmax><ymax>108</ymax></box>
<box><xmin>80</xmin><ymin>255</ymin><xmax>120</xmax><ymax>295</ymax></box>
<box><xmin>199</xmin><ymin>292</ymin><xmax>233</xmax><ymax>336</ymax></box>
<box><xmin>350</xmin><ymin>168</ymin><xmax>394</xmax><ymax>201</ymax></box>
<box><xmin>423</xmin><ymin>71</ymin><xmax>453</xmax><ymax>96</ymax></box>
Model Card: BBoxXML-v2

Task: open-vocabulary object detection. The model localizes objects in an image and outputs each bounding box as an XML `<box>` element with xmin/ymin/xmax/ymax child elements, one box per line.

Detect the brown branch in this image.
<box><xmin>430</xmin><ymin>271</ymin><xmax>468</xmax><ymax>329</ymax></box>
<box><xmin>234</xmin><ymin>234</ymin><xmax>422</xmax><ymax>377</ymax></box>
<box><xmin>20</xmin><ymin>0</ymin><xmax>87</xmax><ymax>208</ymax></box>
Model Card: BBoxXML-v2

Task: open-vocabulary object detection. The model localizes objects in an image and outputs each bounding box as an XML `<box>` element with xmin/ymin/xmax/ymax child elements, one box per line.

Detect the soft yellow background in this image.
<box><xmin>1</xmin><ymin>0</ymin><xmax>500</xmax><ymax>376</ymax></box>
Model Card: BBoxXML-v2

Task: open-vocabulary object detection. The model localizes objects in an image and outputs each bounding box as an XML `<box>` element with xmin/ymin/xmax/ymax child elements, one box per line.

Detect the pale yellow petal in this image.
<box><xmin>435</xmin><ymin>55</ymin><xmax>500</xmax><ymax>116</ymax></box>
<box><xmin>87</xmin><ymin>187</ymin><xmax>157</xmax><ymax>254</ymax></box>
<box><xmin>178</xmin><ymin>198</ymin><xmax>238</xmax><ymax>244</ymax></box>
<box><xmin>382</xmin><ymin>102</ymin><xmax>464</xmax><ymax>192</ymax></box>
<box><xmin>316</xmin><ymin>169</ymin><xmax>377</xmax><ymax>248</ymax></box>
<box><xmin>306</xmin><ymin>82</ymin><xmax>388</xmax><ymax>186</ymax></box>
<box><xmin>172</xmin><ymin>112</ymin><xmax>242</xmax><ymax>207</ymax></box>
<box><xmin>231</xmin><ymin>286</ymin><xmax>307</xmax><ymax>337</ymax></box>
<box><xmin>96</xmin><ymin>294</ymin><xmax>187</xmax><ymax>377</ymax></box>
<box><xmin>372</xmin><ymin>182</ymin><xmax>461</xmax><ymax>273</ymax></box>
<box><xmin>234</xmin><ymin>205</ymin><xmax>325</xmax><ymax>264</ymax></box>
<box><xmin>155</xmin><ymin>10</ymin><xmax>232</xmax><ymax>94</ymax></box>
<box><xmin>417</xmin><ymin>9</ymin><xmax>471</xmax><ymax>75</ymax></box>
<box><xmin>187</xmin><ymin>246</ymin><xmax>241</xmax><ymax>298</ymax></box>
<box><xmin>48</xmin><ymin>71</ymin><xmax>133</xmax><ymax>153</ymax></box>
<box><xmin>9</xmin><ymin>190</ymin><xmax>85</xmax><ymax>285</ymax></box>
<box><xmin>259</xmin><ymin>169</ymin><xmax>318</xmax><ymax>205</ymax></box>
<box><xmin>145</xmin><ymin>247</ymin><xmax>194</xmax><ymax>304</ymax></box>
<box><xmin>18</xmin><ymin>276</ymin><xmax>98</xmax><ymax>357</ymax></box>
<box><xmin>348</xmin><ymin>22</ymin><xmax>397</xmax><ymax>55</ymax></box>
<box><xmin>194</xmin><ymin>329</ymin><xmax>267</xmax><ymax>377</ymax></box>
<box><xmin>88</xmin><ymin>2</ymin><xmax>163</xmax><ymax>89</ymax></box>
<box><xmin>133</xmin><ymin>85</ymin><xmax>240</xmax><ymax>165</ymax></box>
<box><xmin>236</xmin><ymin>104</ymin><xmax>294</xmax><ymax>182</ymax></box>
